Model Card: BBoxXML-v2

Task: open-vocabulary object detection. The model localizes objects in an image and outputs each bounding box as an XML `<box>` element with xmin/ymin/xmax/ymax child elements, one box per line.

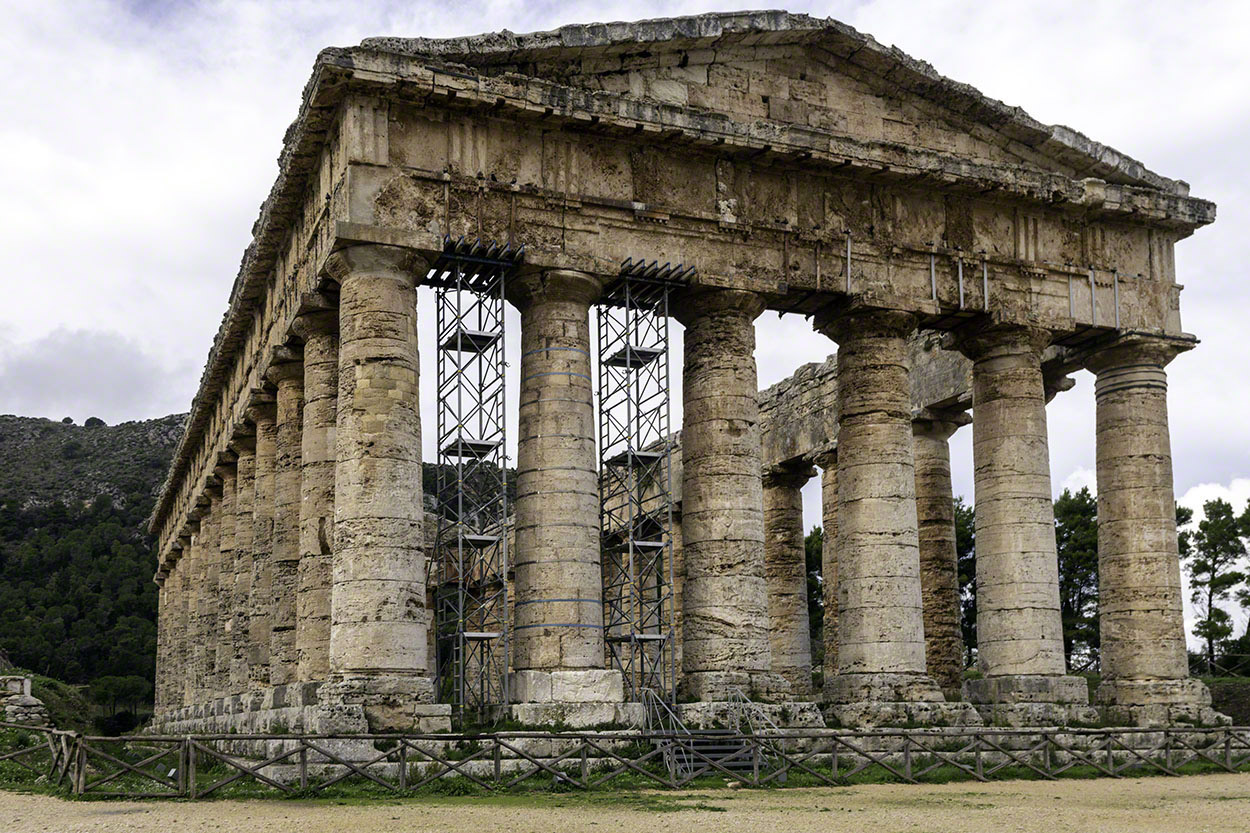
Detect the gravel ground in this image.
<box><xmin>2</xmin><ymin>774</ymin><xmax>1249</xmax><ymax>833</ymax></box>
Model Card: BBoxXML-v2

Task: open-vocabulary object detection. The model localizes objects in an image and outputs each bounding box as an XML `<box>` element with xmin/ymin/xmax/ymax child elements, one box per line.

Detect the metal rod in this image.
<box><xmin>1113</xmin><ymin>269</ymin><xmax>1120</xmax><ymax>328</ymax></box>
<box><xmin>929</xmin><ymin>247</ymin><xmax>937</xmax><ymax>302</ymax></box>
<box><xmin>981</xmin><ymin>254</ymin><xmax>989</xmax><ymax>312</ymax></box>
<box><xmin>957</xmin><ymin>252</ymin><xmax>964</xmax><ymax>309</ymax></box>
<box><xmin>844</xmin><ymin>230</ymin><xmax>852</xmax><ymax>293</ymax></box>
<box><xmin>1089</xmin><ymin>268</ymin><xmax>1097</xmax><ymax>325</ymax></box>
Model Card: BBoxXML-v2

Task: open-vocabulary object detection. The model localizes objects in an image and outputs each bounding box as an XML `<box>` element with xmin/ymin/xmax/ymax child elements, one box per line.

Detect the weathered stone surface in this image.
<box><xmin>814</xmin><ymin>447</ymin><xmax>838</xmax><ymax>687</ymax></box>
<box><xmin>1083</xmin><ymin>334</ymin><xmax>1218</xmax><ymax>720</ymax></box>
<box><xmin>673</xmin><ymin>288</ymin><xmax>776</xmax><ymax>700</ymax></box>
<box><xmin>326</xmin><ymin>245</ymin><xmax>432</xmax><ymax>718</ymax></box>
<box><xmin>953</xmin><ymin>322</ymin><xmax>1085</xmax><ymax>706</ymax></box>
<box><xmin>249</xmin><ymin>402</ymin><xmax>277</xmax><ymax>690</ymax></box>
<box><xmin>294</xmin><ymin>310</ymin><xmax>338</xmax><ymax>684</ymax></box>
<box><xmin>147</xmin><ymin>12</ymin><xmax>1216</xmax><ymax>732</ymax></box>
<box><xmin>763</xmin><ymin>466</ymin><xmax>815</xmax><ymax>696</ymax></box>
<box><xmin>509</xmin><ymin>270</ymin><xmax>606</xmax><ymax>682</ymax></box>
<box><xmin>268</xmin><ymin>359</ymin><xmax>304</xmax><ymax>686</ymax></box>
<box><xmin>912</xmin><ymin>414</ymin><xmax>968</xmax><ymax>695</ymax></box>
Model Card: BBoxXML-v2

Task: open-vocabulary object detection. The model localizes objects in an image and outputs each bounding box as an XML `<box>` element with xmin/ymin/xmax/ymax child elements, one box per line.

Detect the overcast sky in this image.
<box><xmin>3</xmin><ymin>2</ymin><xmax>1247</xmax><ymax>636</ymax></box>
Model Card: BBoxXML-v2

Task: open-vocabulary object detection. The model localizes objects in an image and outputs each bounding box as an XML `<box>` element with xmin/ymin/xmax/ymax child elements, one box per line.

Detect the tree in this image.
<box><xmin>1054</xmin><ymin>487</ymin><xmax>1099</xmax><ymax>670</ymax></box>
<box><xmin>954</xmin><ymin>496</ymin><xmax>976</xmax><ymax>666</ymax></box>
<box><xmin>1185</xmin><ymin>498</ymin><xmax>1249</xmax><ymax>674</ymax></box>
<box><xmin>804</xmin><ymin>525</ymin><xmax>824</xmax><ymax>674</ymax></box>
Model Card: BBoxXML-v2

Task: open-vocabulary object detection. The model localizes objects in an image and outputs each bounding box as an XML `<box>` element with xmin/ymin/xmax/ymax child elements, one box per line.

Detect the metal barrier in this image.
<box><xmin>6</xmin><ymin>724</ymin><xmax>1249</xmax><ymax>799</ymax></box>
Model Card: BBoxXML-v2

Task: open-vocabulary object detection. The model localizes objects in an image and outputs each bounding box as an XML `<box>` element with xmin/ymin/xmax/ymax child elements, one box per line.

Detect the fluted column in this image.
<box><xmin>268</xmin><ymin>359</ymin><xmax>305</xmax><ymax>686</ymax></box>
<box><xmin>294</xmin><ymin>308</ymin><xmax>338</xmax><ymax>683</ymax></box>
<box><xmin>815</xmin><ymin>306</ymin><xmax>944</xmax><ymax>708</ymax></box>
<box><xmin>229</xmin><ymin>436</ymin><xmax>256</xmax><ymax>695</ymax></box>
<box><xmin>673</xmin><ymin>288</ymin><xmax>779</xmax><ymax>701</ymax></box>
<box><xmin>814</xmin><ymin>447</ymin><xmax>838</xmax><ymax>690</ymax></box>
<box><xmin>328</xmin><ymin>245</ymin><xmax>432</xmax><ymax>706</ymax></box>
<box><xmin>912</xmin><ymin>414</ymin><xmax>967</xmax><ymax>695</ymax></box>
<box><xmin>213</xmin><ymin>460</ymin><xmax>237</xmax><ymax>698</ymax></box>
<box><xmin>955</xmin><ymin>323</ymin><xmax>1088</xmax><ymax>711</ymax></box>
<box><xmin>763</xmin><ymin>465</ymin><xmax>815</xmax><ymax>695</ymax></box>
<box><xmin>199</xmin><ymin>493</ymin><xmax>222</xmax><ymax>703</ymax></box>
<box><xmin>1084</xmin><ymin>334</ymin><xmax>1214</xmax><ymax>724</ymax></box>
<box><xmin>509</xmin><ymin>269</ymin><xmax>622</xmax><ymax>703</ymax></box>
<box><xmin>249</xmin><ymin>401</ymin><xmax>277</xmax><ymax>691</ymax></box>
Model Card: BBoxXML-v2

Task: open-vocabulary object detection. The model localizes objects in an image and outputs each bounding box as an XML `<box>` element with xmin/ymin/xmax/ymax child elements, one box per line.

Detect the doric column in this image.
<box><xmin>509</xmin><ymin>269</ymin><xmax>623</xmax><ymax>704</ymax></box>
<box><xmin>154</xmin><ymin>565</ymin><xmax>170</xmax><ymax>714</ymax></box>
<box><xmin>198</xmin><ymin>491</ymin><xmax>222</xmax><ymax>703</ymax></box>
<box><xmin>328</xmin><ymin>245</ymin><xmax>433</xmax><ymax>706</ymax></box>
<box><xmin>213</xmin><ymin>457</ymin><xmax>237</xmax><ymax>697</ymax></box>
<box><xmin>954</xmin><ymin>322</ymin><xmax>1089</xmax><ymax>714</ymax></box>
<box><xmin>814</xmin><ymin>307</ymin><xmax>945</xmax><ymax>711</ymax></box>
<box><xmin>248</xmin><ymin>400</ymin><xmax>277</xmax><ymax>691</ymax></box>
<box><xmin>912</xmin><ymin>413</ymin><xmax>968</xmax><ymax>695</ymax></box>
<box><xmin>763</xmin><ymin>465</ymin><xmax>815</xmax><ymax>696</ymax></box>
<box><xmin>229</xmin><ymin>435</ymin><xmax>256</xmax><ymax>695</ymax></box>
<box><xmin>293</xmin><ymin>306</ymin><xmax>338</xmax><ymax>684</ymax></box>
<box><xmin>672</xmin><ymin>288</ymin><xmax>779</xmax><ymax>701</ymax></box>
<box><xmin>174</xmin><ymin>532</ymin><xmax>192</xmax><ymax>708</ymax></box>
<box><xmin>814</xmin><ymin>447</ymin><xmax>839</xmax><ymax>690</ymax></box>
<box><xmin>1084</xmin><ymin>334</ymin><xmax>1216</xmax><ymax>724</ymax></box>
<box><xmin>268</xmin><ymin>357</ymin><xmax>305</xmax><ymax>686</ymax></box>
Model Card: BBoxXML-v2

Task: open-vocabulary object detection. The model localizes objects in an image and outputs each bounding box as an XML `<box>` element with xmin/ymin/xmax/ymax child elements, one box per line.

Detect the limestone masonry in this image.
<box><xmin>149</xmin><ymin>11</ymin><xmax>1224</xmax><ymax>734</ymax></box>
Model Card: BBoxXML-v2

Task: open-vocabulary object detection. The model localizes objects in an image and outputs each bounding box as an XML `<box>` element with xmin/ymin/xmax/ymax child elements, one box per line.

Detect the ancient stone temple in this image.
<box><xmin>149</xmin><ymin>11</ymin><xmax>1224</xmax><ymax>734</ymax></box>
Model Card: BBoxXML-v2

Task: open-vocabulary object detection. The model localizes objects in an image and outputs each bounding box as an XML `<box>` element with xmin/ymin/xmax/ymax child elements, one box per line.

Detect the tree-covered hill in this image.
<box><xmin>0</xmin><ymin>413</ymin><xmax>185</xmax><ymax>684</ymax></box>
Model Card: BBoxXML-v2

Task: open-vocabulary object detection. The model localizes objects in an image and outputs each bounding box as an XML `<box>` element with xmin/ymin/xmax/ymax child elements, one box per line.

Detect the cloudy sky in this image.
<box><xmin>3</xmin><ymin>2</ymin><xmax>1248</xmax><ymax>633</ymax></box>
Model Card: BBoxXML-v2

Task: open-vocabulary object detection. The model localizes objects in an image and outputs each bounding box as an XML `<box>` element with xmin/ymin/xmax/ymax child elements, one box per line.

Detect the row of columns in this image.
<box><xmin>155</xmin><ymin>245</ymin><xmax>1202</xmax><ymax>725</ymax></box>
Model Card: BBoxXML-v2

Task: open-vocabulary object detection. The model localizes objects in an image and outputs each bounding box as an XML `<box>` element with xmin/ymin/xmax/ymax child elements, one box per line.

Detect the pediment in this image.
<box><xmin>362</xmin><ymin>11</ymin><xmax>1187</xmax><ymax>196</ymax></box>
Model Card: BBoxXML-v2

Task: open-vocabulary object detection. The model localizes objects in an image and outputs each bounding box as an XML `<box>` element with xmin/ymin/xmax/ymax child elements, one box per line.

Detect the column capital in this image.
<box><xmin>763</xmin><ymin>463</ymin><xmax>816</xmax><ymax>490</ymax></box>
<box><xmin>508</xmin><ymin>268</ymin><xmax>603</xmax><ymax>311</ymax></box>
<box><xmin>265</xmin><ymin>358</ymin><xmax>304</xmax><ymax>387</ymax></box>
<box><xmin>1081</xmin><ymin>332</ymin><xmax>1196</xmax><ymax>375</ymax></box>
<box><xmin>811</xmin><ymin>444</ymin><xmax>838</xmax><ymax>469</ymax></box>
<box><xmin>813</xmin><ymin>302</ymin><xmax>917</xmax><ymax>344</ymax></box>
<box><xmin>670</xmin><ymin>286</ymin><xmax>765</xmax><ymax>326</ymax></box>
<box><xmin>244</xmin><ymin>395</ymin><xmax>277</xmax><ymax>425</ymax></box>
<box><xmin>324</xmin><ymin>244</ymin><xmax>429</xmax><ymax>288</ymax></box>
<box><xmin>912</xmin><ymin>409</ymin><xmax>970</xmax><ymax>442</ymax></box>
<box><xmin>291</xmin><ymin>309</ymin><xmax>339</xmax><ymax>341</ymax></box>
<box><xmin>944</xmin><ymin>320</ymin><xmax>1052</xmax><ymax>362</ymax></box>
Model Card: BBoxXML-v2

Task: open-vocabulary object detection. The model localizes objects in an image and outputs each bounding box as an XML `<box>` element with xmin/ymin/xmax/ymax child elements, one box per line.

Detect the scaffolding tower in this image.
<box><xmin>430</xmin><ymin>237</ymin><xmax>522</xmax><ymax>726</ymax></box>
<box><xmin>596</xmin><ymin>259</ymin><xmax>691</xmax><ymax>703</ymax></box>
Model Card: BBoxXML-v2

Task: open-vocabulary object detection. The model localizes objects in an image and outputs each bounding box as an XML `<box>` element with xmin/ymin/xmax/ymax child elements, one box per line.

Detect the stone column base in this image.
<box><xmin>318</xmin><ymin>675</ymin><xmax>446</xmax><ymax>734</ymax></box>
<box><xmin>508</xmin><ymin>669</ymin><xmax>642</xmax><ymax>728</ymax></box>
<box><xmin>1096</xmin><ymin>678</ymin><xmax>1231</xmax><ymax>727</ymax></box>
<box><xmin>681</xmin><ymin>670</ymin><xmax>792</xmax><ymax>702</ymax></box>
<box><xmin>964</xmin><ymin>674</ymin><xmax>1099</xmax><ymax>726</ymax></box>
<box><xmin>823</xmin><ymin>672</ymin><xmax>981</xmax><ymax>728</ymax></box>
<box><xmin>678</xmin><ymin>700</ymin><xmax>825</xmax><ymax>730</ymax></box>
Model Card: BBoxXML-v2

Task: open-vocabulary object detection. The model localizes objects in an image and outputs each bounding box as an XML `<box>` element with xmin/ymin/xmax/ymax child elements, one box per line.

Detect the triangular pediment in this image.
<box><xmin>362</xmin><ymin>10</ymin><xmax>1187</xmax><ymax>196</ymax></box>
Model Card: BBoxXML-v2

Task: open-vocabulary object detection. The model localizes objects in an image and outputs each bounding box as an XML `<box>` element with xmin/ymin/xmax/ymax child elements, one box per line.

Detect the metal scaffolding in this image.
<box><xmin>596</xmin><ymin>259</ymin><xmax>690</xmax><ymax>703</ymax></box>
<box><xmin>430</xmin><ymin>237</ymin><xmax>522</xmax><ymax>726</ymax></box>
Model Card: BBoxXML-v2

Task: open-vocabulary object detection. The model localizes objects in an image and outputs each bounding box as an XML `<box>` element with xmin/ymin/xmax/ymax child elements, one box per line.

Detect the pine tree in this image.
<box><xmin>1185</xmin><ymin>498</ymin><xmax>1248</xmax><ymax>674</ymax></box>
<box><xmin>1054</xmin><ymin>487</ymin><xmax>1100</xmax><ymax>670</ymax></box>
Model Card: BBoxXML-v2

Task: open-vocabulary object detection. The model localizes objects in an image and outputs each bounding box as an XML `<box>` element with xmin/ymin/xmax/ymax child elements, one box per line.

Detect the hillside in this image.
<box><xmin>0</xmin><ymin>414</ymin><xmax>184</xmax><ymax>685</ymax></box>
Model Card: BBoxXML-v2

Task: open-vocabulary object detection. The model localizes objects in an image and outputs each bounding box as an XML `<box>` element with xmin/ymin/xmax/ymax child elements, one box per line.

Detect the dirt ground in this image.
<box><xmin>2</xmin><ymin>773</ymin><xmax>1249</xmax><ymax>833</ymax></box>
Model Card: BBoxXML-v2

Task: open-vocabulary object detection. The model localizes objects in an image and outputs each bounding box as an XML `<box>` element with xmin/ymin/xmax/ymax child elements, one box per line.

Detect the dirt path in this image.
<box><xmin>2</xmin><ymin>773</ymin><xmax>1249</xmax><ymax>833</ymax></box>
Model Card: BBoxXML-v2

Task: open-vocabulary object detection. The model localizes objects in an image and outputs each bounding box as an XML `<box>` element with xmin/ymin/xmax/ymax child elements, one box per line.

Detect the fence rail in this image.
<box><xmin>2</xmin><ymin>722</ymin><xmax>1248</xmax><ymax>798</ymax></box>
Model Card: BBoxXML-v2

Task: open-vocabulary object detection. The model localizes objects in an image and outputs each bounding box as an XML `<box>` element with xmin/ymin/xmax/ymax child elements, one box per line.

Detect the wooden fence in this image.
<box><xmin>2</xmin><ymin>722</ymin><xmax>1249</xmax><ymax>798</ymax></box>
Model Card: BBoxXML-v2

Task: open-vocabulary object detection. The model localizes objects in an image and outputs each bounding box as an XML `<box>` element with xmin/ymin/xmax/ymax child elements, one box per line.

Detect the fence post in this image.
<box><xmin>75</xmin><ymin>735</ymin><xmax>87</xmax><ymax>795</ymax></box>
<box><xmin>580</xmin><ymin>744</ymin><xmax>589</xmax><ymax>784</ymax></box>
<box><xmin>494</xmin><ymin>739</ymin><xmax>502</xmax><ymax>785</ymax></box>
<box><xmin>1225</xmin><ymin>730</ymin><xmax>1233</xmax><ymax>771</ymax></box>
<box><xmin>903</xmin><ymin>736</ymin><xmax>913</xmax><ymax>782</ymax></box>
<box><xmin>397</xmin><ymin>742</ymin><xmax>407</xmax><ymax>792</ymax></box>
<box><xmin>187</xmin><ymin>739</ymin><xmax>198</xmax><ymax>800</ymax></box>
<box><xmin>300</xmin><ymin>742</ymin><xmax>309</xmax><ymax>790</ymax></box>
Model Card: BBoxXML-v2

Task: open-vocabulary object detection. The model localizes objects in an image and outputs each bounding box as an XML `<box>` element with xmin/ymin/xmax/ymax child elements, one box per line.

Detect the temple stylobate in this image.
<box><xmin>149</xmin><ymin>11</ymin><xmax>1225</xmax><ymax>734</ymax></box>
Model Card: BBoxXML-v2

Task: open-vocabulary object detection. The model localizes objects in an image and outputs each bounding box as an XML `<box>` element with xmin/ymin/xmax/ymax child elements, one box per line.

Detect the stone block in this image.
<box><xmin>550</xmin><ymin>669</ymin><xmax>625</xmax><ymax>703</ymax></box>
